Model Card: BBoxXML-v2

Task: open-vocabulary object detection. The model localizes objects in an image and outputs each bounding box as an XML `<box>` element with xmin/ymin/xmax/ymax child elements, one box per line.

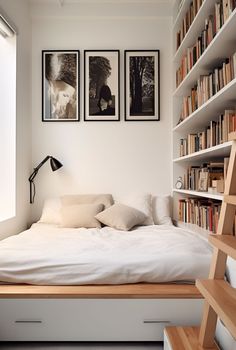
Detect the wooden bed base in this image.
<box><xmin>0</xmin><ymin>284</ymin><xmax>203</xmax><ymax>341</ymax></box>
<box><xmin>0</xmin><ymin>283</ymin><xmax>201</xmax><ymax>298</ymax></box>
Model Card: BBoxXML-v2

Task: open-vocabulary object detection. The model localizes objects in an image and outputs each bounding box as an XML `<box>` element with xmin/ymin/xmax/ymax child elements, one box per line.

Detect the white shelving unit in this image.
<box><xmin>173</xmin><ymin>141</ymin><xmax>233</xmax><ymax>162</ymax></box>
<box><xmin>173</xmin><ymin>189</ymin><xmax>223</xmax><ymax>201</ymax></box>
<box><xmin>173</xmin><ymin>0</ymin><xmax>215</xmax><ymax>64</ymax></box>
<box><xmin>174</xmin><ymin>7</ymin><xmax>236</xmax><ymax>97</ymax></box>
<box><xmin>173</xmin><ymin>78</ymin><xmax>236</xmax><ymax>133</ymax></box>
<box><xmin>172</xmin><ymin>0</ymin><xmax>236</xmax><ymax>231</ymax></box>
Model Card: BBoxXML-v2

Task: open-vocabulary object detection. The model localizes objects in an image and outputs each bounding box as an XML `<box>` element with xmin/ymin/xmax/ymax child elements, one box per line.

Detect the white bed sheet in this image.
<box><xmin>0</xmin><ymin>223</ymin><xmax>212</xmax><ymax>285</ymax></box>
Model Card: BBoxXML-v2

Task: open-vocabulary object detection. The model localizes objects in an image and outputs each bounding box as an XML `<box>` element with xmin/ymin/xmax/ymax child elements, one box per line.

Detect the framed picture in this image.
<box><xmin>84</xmin><ymin>50</ymin><xmax>120</xmax><ymax>121</ymax></box>
<box><xmin>42</xmin><ymin>50</ymin><xmax>80</xmax><ymax>121</ymax></box>
<box><xmin>125</xmin><ymin>50</ymin><xmax>160</xmax><ymax>121</ymax></box>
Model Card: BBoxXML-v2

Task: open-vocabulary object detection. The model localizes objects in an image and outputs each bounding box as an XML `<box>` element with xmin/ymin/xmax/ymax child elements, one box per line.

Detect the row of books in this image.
<box><xmin>179</xmin><ymin>110</ymin><xmax>236</xmax><ymax>156</ymax></box>
<box><xmin>176</xmin><ymin>0</ymin><xmax>203</xmax><ymax>50</ymax></box>
<box><xmin>180</xmin><ymin>52</ymin><xmax>236</xmax><ymax>121</ymax></box>
<box><xmin>176</xmin><ymin>0</ymin><xmax>236</xmax><ymax>87</ymax></box>
<box><xmin>183</xmin><ymin>160</ymin><xmax>229</xmax><ymax>193</ymax></box>
<box><xmin>178</xmin><ymin>198</ymin><xmax>221</xmax><ymax>233</ymax></box>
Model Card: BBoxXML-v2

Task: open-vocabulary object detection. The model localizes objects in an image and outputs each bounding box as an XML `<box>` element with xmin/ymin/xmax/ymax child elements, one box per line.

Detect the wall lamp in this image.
<box><xmin>0</xmin><ymin>14</ymin><xmax>15</xmax><ymax>38</ymax></box>
<box><xmin>29</xmin><ymin>156</ymin><xmax>63</xmax><ymax>204</ymax></box>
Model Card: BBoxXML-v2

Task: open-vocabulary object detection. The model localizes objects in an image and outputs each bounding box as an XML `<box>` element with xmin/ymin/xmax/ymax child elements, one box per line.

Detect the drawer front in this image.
<box><xmin>0</xmin><ymin>299</ymin><xmax>203</xmax><ymax>341</ymax></box>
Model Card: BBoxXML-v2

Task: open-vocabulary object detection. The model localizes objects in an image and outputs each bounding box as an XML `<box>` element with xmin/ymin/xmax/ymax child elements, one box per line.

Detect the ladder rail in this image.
<box><xmin>198</xmin><ymin>136</ymin><xmax>236</xmax><ymax>348</ymax></box>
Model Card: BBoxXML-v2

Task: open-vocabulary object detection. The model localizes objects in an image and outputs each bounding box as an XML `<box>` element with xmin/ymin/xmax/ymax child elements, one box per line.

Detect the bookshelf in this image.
<box><xmin>174</xmin><ymin>7</ymin><xmax>236</xmax><ymax>96</ymax></box>
<box><xmin>174</xmin><ymin>0</ymin><xmax>215</xmax><ymax>63</ymax></box>
<box><xmin>172</xmin><ymin>0</ymin><xmax>236</xmax><ymax>233</ymax></box>
<box><xmin>173</xmin><ymin>78</ymin><xmax>236</xmax><ymax>133</ymax></box>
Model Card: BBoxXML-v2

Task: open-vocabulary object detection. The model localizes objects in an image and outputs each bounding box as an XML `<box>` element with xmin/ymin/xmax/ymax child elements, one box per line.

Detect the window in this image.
<box><xmin>0</xmin><ymin>15</ymin><xmax>16</xmax><ymax>221</ymax></box>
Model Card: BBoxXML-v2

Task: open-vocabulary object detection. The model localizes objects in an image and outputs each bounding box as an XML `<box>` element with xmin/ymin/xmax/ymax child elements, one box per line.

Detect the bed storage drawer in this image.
<box><xmin>0</xmin><ymin>299</ymin><xmax>203</xmax><ymax>341</ymax></box>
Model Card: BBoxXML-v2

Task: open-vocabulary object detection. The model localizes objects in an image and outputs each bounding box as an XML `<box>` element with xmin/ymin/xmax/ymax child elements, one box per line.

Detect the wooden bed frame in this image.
<box><xmin>0</xmin><ymin>283</ymin><xmax>203</xmax><ymax>342</ymax></box>
<box><xmin>0</xmin><ymin>283</ymin><xmax>201</xmax><ymax>298</ymax></box>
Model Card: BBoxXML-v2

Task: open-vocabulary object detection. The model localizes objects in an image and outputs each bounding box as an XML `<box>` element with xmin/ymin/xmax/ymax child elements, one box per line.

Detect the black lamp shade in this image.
<box><xmin>50</xmin><ymin>157</ymin><xmax>63</xmax><ymax>171</ymax></box>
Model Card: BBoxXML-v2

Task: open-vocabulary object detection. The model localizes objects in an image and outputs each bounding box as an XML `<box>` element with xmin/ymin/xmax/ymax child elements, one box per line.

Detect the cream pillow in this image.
<box><xmin>95</xmin><ymin>203</ymin><xmax>147</xmax><ymax>231</ymax></box>
<box><xmin>61</xmin><ymin>194</ymin><xmax>113</xmax><ymax>209</ymax></box>
<box><xmin>114</xmin><ymin>193</ymin><xmax>153</xmax><ymax>225</ymax></box>
<box><xmin>39</xmin><ymin>198</ymin><xmax>62</xmax><ymax>225</ymax></box>
<box><xmin>60</xmin><ymin>203</ymin><xmax>104</xmax><ymax>228</ymax></box>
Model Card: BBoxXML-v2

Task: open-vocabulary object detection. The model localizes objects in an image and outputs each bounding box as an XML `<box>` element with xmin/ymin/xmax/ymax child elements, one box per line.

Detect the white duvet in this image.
<box><xmin>0</xmin><ymin>223</ymin><xmax>212</xmax><ymax>285</ymax></box>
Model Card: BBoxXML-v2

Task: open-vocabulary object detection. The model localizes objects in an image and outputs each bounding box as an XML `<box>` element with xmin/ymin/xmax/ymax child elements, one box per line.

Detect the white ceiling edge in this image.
<box><xmin>30</xmin><ymin>0</ymin><xmax>174</xmax><ymax>3</ymax></box>
<box><xmin>30</xmin><ymin>0</ymin><xmax>175</xmax><ymax>18</ymax></box>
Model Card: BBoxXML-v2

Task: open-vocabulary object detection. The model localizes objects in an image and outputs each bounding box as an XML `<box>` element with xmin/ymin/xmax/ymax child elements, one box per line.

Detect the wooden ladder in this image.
<box><xmin>165</xmin><ymin>131</ymin><xmax>236</xmax><ymax>350</ymax></box>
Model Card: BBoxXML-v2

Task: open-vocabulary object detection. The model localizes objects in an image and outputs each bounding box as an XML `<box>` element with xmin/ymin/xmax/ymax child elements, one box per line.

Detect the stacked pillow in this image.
<box><xmin>39</xmin><ymin>193</ymin><xmax>172</xmax><ymax>230</ymax></box>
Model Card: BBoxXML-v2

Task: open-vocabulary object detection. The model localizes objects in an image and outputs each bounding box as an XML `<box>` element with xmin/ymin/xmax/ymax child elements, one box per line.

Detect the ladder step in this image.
<box><xmin>224</xmin><ymin>195</ymin><xmax>236</xmax><ymax>206</ymax></box>
<box><xmin>196</xmin><ymin>280</ymin><xmax>236</xmax><ymax>339</ymax></box>
<box><xmin>228</xmin><ymin>131</ymin><xmax>236</xmax><ymax>141</ymax></box>
<box><xmin>209</xmin><ymin>235</ymin><xmax>236</xmax><ymax>259</ymax></box>
<box><xmin>164</xmin><ymin>326</ymin><xmax>219</xmax><ymax>350</ymax></box>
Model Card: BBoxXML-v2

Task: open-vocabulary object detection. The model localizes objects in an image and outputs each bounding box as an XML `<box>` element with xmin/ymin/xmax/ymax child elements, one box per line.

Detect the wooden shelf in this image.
<box><xmin>224</xmin><ymin>195</ymin><xmax>236</xmax><ymax>206</ymax></box>
<box><xmin>174</xmin><ymin>0</ymin><xmax>215</xmax><ymax>65</ymax></box>
<box><xmin>173</xmin><ymin>141</ymin><xmax>232</xmax><ymax>162</ymax></box>
<box><xmin>174</xmin><ymin>8</ymin><xmax>236</xmax><ymax>96</ymax></box>
<box><xmin>173</xmin><ymin>189</ymin><xmax>223</xmax><ymax>201</ymax></box>
<box><xmin>173</xmin><ymin>79</ymin><xmax>236</xmax><ymax>133</ymax></box>
<box><xmin>164</xmin><ymin>326</ymin><xmax>218</xmax><ymax>350</ymax></box>
<box><xmin>196</xmin><ymin>280</ymin><xmax>236</xmax><ymax>339</ymax></box>
<box><xmin>209</xmin><ymin>235</ymin><xmax>236</xmax><ymax>260</ymax></box>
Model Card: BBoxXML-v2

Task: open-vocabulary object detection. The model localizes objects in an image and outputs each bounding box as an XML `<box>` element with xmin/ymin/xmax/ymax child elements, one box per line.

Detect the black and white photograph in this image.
<box><xmin>42</xmin><ymin>50</ymin><xmax>80</xmax><ymax>121</ymax></box>
<box><xmin>125</xmin><ymin>50</ymin><xmax>160</xmax><ymax>121</ymax></box>
<box><xmin>84</xmin><ymin>50</ymin><xmax>120</xmax><ymax>121</ymax></box>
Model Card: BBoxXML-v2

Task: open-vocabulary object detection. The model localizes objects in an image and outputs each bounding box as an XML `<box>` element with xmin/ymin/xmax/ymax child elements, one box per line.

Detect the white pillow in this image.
<box><xmin>39</xmin><ymin>198</ymin><xmax>62</xmax><ymax>225</ymax></box>
<box><xmin>114</xmin><ymin>193</ymin><xmax>153</xmax><ymax>225</ymax></box>
<box><xmin>152</xmin><ymin>195</ymin><xmax>172</xmax><ymax>225</ymax></box>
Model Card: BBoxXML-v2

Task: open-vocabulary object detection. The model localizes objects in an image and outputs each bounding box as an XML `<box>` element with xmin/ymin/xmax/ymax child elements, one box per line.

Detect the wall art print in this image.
<box><xmin>42</xmin><ymin>50</ymin><xmax>80</xmax><ymax>121</ymax></box>
<box><xmin>125</xmin><ymin>50</ymin><xmax>160</xmax><ymax>121</ymax></box>
<box><xmin>84</xmin><ymin>50</ymin><xmax>120</xmax><ymax>121</ymax></box>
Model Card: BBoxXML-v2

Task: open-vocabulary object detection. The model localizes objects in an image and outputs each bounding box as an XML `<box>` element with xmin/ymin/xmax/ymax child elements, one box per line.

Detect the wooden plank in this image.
<box><xmin>198</xmin><ymin>301</ymin><xmax>217</xmax><ymax>348</ymax></box>
<box><xmin>0</xmin><ymin>284</ymin><xmax>202</xmax><ymax>299</ymax></box>
<box><xmin>165</xmin><ymin>326</ymin><xmax>219</xmax><ymax>350</ymax></box>
<box><xmin>217</xmin><ymin>202</ymin><xmax>235</xmax><ymax>235</ymax></box>
<box><xmin>208</xmin><ymin>248</ymin><xmax>227</xmax><ymax>279</ymax></box>
<box><xmin>224</xmin><ymin>195</ymin><xmax>236</xmax><ymax>206</ymax></box>
<box><xmin>228</xmin><ymin>132</ymin><xmax>236</xmax><ymax>141</ymax></box>
<box><xmin>196</xmin><ymin>280</ymin><xmax>236</xmax><ymax>339</ymax></box>
<box><xmin>224</xmin><ymin>141</ymin><xmax>236</xmax><ymax>195</ymax></box>
<box><xmin>209</xmin><ymin>235</ymin><xmax>236</xmax><ymax>260</ymax></box>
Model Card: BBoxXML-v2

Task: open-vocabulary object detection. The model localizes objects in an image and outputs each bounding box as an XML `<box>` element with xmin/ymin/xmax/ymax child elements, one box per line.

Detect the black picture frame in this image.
<box><xmin>84</xmin><ymin>50</ymin><xmax>120</xmax><ymax>121</ymax></box>
<box><xmin>42</xmin><ymin>50</ymin><xmax>80</xmax><ymax>122</ymax></box>
<box><xmin>124</xmin><ymin>50</ymin><xmax>160</xmax><ymax>121</ymax></box>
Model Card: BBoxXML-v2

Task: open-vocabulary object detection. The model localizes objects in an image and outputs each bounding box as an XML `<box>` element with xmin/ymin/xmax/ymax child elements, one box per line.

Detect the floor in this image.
<box><xmin>0</xmin><ymin>343</ymin><xmax>163</xmax><ymax>350</ymax></box>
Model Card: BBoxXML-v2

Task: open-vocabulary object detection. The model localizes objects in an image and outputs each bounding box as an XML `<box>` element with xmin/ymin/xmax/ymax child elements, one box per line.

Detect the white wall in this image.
<box><xmin>0</xmin><ymin>0</ymin><xmax>31</xmax><ymax>239</ymax></box>
<box><xmin>31</xmin><ymin>1</ymin><xmax>173</xmax><ymax>221</ymax></box>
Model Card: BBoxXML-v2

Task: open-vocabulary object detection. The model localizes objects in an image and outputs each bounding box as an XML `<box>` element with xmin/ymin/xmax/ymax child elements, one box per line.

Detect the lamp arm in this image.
<box><xmin>28</xmin><ymin>156</ymin><xmax>50</xmax><ymax>182</ymax></box>
<box><xmin>33</xmin><ymin>155</ymin><xmax>50</xmax><ymax>172</ymax></box>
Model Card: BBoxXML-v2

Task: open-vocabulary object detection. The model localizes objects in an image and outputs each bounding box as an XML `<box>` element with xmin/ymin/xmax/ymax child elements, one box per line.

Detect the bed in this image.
<box><xmin>0</xmin><ymin>221</ymin><xmax>211</xmax><ymax>341</ymax></box>
<box><xmin>0</xmin><ymin>223</ymin><xmax>212</xmax><ymax>285</ymax></box>
<box><xmin>0</xmin><ymin>193</ymin><xmax>213</xmax><ymax>341</ymax></box>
